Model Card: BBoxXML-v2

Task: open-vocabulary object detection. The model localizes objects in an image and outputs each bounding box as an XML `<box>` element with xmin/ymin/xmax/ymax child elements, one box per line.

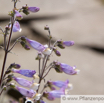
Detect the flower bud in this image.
<box><xmin>53</xmin><ymin>48</ymin><xmax>61</xmax><ymax>56</ymax></box>
<box><xmin>47</xmin><ymin>81</ymin><xmax>56</xmax><ymax>90</ymax></box>
<box><xmin>21</xmin><ymin>36</ymin><xmax>26</xmax><ymax>41</ymax></box>
<box><xmin>53</xmin><ymin>61</ymin><xmax>63</xmax><ymax>73</ymax></box>
<box><xmin>57</xmin><ymin>44</ymin><xmax>65</xmax><ymax>49</ymax></box>
<box><xmin>5</xmin><ymin>70</ymin><xmax>11</xmax><ymax>74</ymax></box>
<box><xmin>23</xmin><ymin>9</ymin><xmax>30</xmax><ymax>15</ymax></box>
<box><xmin>9</xmin><ymin>63</ymin><xmax>21</xmax><ymax>69</ymax></box>
<box><xmin>7</xmin><ymin>78</ymin><xmax>12</xmax><ymax>83</ymax></box>
<box><xmin>8</xmin><ymin>74</ymin><xmax>14</xmax><ymax>78</ymax></box>
<box><xmin>22</xmin><ymin>5</ymin><xmax>30</xmax><ymax>15</ymax></box>
<box><xmin>20</xmin><ymin>41</ymin><xmax>30</xmax><ymax>50</ymax></box>
<box><xmin>13</xmin><ymin>63</ymin><xmax>21</xmax><ymax>69</ymax></box>
<box><xmin>16</xmin><ymin>86</ymin><xmax>36</xmax><ymax>98</ymax></box>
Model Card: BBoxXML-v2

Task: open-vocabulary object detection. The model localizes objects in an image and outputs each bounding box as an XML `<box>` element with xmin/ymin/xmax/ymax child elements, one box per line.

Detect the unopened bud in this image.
<box><xmin>8</xmin><ymin>63</ymin><xmax>21</xmax><ymax>69</ymax></box>
<box><xmin>20</xmin><ymin>41</ymin><xmax>30</xmax><ymax>50</ymax></box>
<box><xmin>57</xmin><ymin>44</ymin><xmax>65</xmax><ymax>49</ymax></box>
<box><xmin>53</xmin><ymin>61</ymin><xmax>63</xmax><ymax>73</ymax></box>
<box><xmin>22</xmin><ymin>5</ymin><xmax>30</xmax><ymax>15</ymax></box>
<box><xmin>44</xmin><ymin>25</ymin><xmax>49</xmax><ymax>30</ymax></box>
<box><xmin>23</xmin><ymin>9</ymin><xmax>30</xmax><ymax>15</ymax></box>
<box><xmin>8</xmin><ymin>74</ymin><xmax>14</xmax><ymax>78</ymax></box>
<box><xmin>21</xmin><ymin>36</ymin><xmax>26</xmax><ymax>41</ymax></box>
<box><xmin>7</xmin><ymin>78</ymin><xmax>12</xmax><ymax>82</ymax></box>
<box><xmin>53</xmin><ymin>48</ymin><xmax>61</xmax><ymax>56</ymax></box>
<box><xmin>13</xmin><ymin>64</ymin><xmax>21</xmax><ymax>69</ymax></box>
<box><xmin>5</xmin><ymin>70</ymin><xmax>11</xmax><ymax>74</ymax></box>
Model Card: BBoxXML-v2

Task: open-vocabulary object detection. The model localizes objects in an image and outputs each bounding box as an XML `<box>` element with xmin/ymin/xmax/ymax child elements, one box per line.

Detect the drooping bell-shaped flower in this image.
<box><xmin>60</xmin><ymin>63</ymin><xmax>80</xmax><ymax>75</ymax></box>
<box><xmin>13</xmin><ymin>76</ymin><xmax>39</xmax><ymax>90</ymax></box>
<box><xmin>12</xmin><ymin>69</ymin><xmax>36</xmax><ymax>77</ymax></box>
<box><xmin>12</xmin><ymin>21</ymin><xmax>22</xmax><ymax>32</ymax></box>
<box><xmin>63</xmin><ymin>41</ymin><xmax>74</xmax><ymax>47</ymax></box>
<box><xmin>57</xmin><ymin>40</ymin><xmax>74</xmax><ymax>48</ymax></box>
<box><xmin>53</xmin><ymin>61</ymin><xmax>80</xmax><ymax>75</ymax></box>
<box><xmin>26</xmin><ymin>38</ymin><xmax>52</xmax><ymax>55</ymax></box>
<box><xmin>26</xmin><ymin>38</ymin><xmax>45</xmax><ymax>52</ymax></box>
<box><xmin>43</xmin><ymin>88</ymin><xmax>65</xmax><ymax>100</ymax></box>
<box><xmin>14</xmin><ymin>10</ymin><xmax>23</xmax><ymax>20</ymax></box>
<box><xmin>48</xmin><ymin>80</ymin><xmax>69</xmax><ymax>88</ymax></box>
<box><xmin>16</xmin><ymin>86</ymin><xmax>36</xmax><ymax>98</ymax></box>
<box><xmin>28</xmin><ymin>7</ymin><xmax>40</xmax><ymax>12</ymax></box>
<box><xmin>13</xmin><ymin>76</ymin><xmax>32</xmax><ymax>88</ymax></box>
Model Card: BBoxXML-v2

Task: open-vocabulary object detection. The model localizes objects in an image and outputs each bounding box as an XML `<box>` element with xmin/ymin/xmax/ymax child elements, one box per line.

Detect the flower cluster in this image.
<box><xmin>0</xmin><ymin>0</ymin><xmax>80</xmax><ymax>103</ymax></box>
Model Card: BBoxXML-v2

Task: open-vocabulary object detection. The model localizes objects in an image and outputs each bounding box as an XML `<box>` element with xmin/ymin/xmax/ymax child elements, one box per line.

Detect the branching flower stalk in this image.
<box><xmin>0</xmin><ymin>0</ymin><xmax>80</xmax><ymax>103</ymax></box>
<box><xmin>0</xmin><ymin>0</ymin><xmax>17</xmax><ymax>86</ymax></box>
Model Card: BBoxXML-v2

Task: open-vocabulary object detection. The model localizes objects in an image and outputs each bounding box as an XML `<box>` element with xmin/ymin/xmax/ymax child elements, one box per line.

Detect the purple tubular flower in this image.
<box><xmin>12</xmin><ymin>69</ymin><xmax>36</xmax><ymax>77</ymax></box>
<box><xmin>60</xmin><ymin>63</ymin><xmax>79</xmax><ymax>75</ymax></box>
<box><xmin>13</xmin><ymin>21</ymin><xmax>22</xmax><ymax>32</ymax></box>
<box><xmin>15</xmin><ymin>10</ymin><xmax>23</xmax><ymax>20</ymax></box>
<box><xmin>44</xmin><ymin>88</ymin><xmax>65</xmax><ymax>100</ymax></box>
<box><xmin>26</xmin><ymin>38</ymin><xmax>45</xmax><ymax>52</ymax></box>
<box><xmin>63</xmin><ymin>41</ymin><xmax>74</xmax><ymax>46</ymax></box>
<box><xmin>28</xmin><ymin>7</ymin><xmax>40</xmax><ymax>12</ymax></box>
<box><xmin>16</xmin><ymin>86</ymin><xmax>36</xmax><ymax>98</ymax></box>
<box><xmin>13</xmin><ymin>76</ymin><xmax>32</xmax><ymax>88</ymax></box>
<box><xmin>49</xmin><ymin>80</ymin><xmax>69</xmax><ymax>88</ymax></box>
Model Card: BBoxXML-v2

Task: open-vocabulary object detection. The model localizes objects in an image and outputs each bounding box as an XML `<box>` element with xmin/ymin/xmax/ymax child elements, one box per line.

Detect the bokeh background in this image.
<box><xmin>0</xmin><ymin>0</ymin><xmax>104</xmax><ymax>103</ymax></box>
